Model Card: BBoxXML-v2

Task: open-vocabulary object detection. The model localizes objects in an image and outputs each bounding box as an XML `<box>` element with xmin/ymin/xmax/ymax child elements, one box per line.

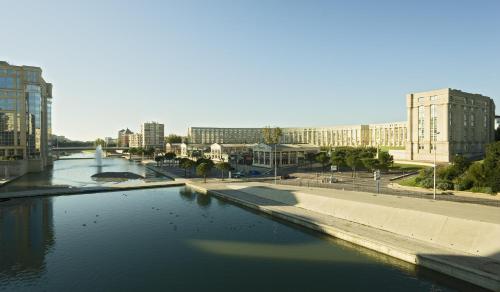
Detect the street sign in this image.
<box><xmin>374</xmin><ymin>170</ymin><xmax>381</xmax><ymax>181</ymax></box>
<box><xmin>331</xmin><ymin>165</ymin><xmax>337</xmax><ymax>171</ymax></box>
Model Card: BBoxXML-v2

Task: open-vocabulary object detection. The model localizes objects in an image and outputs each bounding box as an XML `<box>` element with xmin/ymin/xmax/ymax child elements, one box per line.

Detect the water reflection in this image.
<box><xmin>0</xmin><ymin>198</ymin><xmax>54</xmax><ymax>277</ymax></box>
<box><xmin>0</xmin><ymin>154</ymin><xmax>169</xmax><ymax>192</ymax></box>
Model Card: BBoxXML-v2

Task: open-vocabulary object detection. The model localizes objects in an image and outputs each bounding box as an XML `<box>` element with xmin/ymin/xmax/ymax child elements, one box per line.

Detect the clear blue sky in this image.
<box><xmin>2</xmin><ymin>0</ymin><xmax>499</xmax><ymax>140</ymax></box>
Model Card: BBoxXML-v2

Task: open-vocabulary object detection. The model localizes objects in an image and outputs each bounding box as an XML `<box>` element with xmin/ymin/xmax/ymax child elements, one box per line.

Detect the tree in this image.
<box><xmin>164</xmin><ymin>152</ymin><xmax>176</xmax><ymax>166</ymax></box>
<box><xmin>483</xmin><ymin>142</ymin><xmax>500</xmax><ymax>192</ymax></box>
<box><xmin>94</xmin><ymin>138</ymin><xmax>106</xmax><ymax>147</ymax></box>
<box><xmin>179</xmin><ymin>158</ymin><xmax>195</xmax><ymax>177</ymax></box>
<box><xmin>315</xmin><ymin>152</ymin><xmax>330</xmax><ymax>173</ymax></box>
<box><xmin>346</xmin><ymin>152</ymin><xmax>363</xmax><ymax>178</ymax></box>
<box><xmin>196</xmin><ymin>162</ymin><xmax>213</xmax><ymax>183</ymax></box>
<box><xmin>154</xmin><ymin>155</ymin><xmax>163</xmax><ymax>167</ymax></box>
<box><xmin>452</xmin><ymin>154</ymin><xmax>471</xmax><ymax>174</ymax></box>
<box><xmin>262</xmin><ymin>126</ymin><xmax>282</xmax><ymax>144</ymax></box>
<box><xmin>128</xmin><ymin>147</ymin><xmax>138</xmax><ymax>159</ymax></box>
<box><xmin>215</xmin><ymin>162</ymin><xmax>231</xmax><ymax>180</ymax></box>
<box><xmin>362</xmin><ymin>158</ymin><xmax>379</xmax><ymax>172</ymax></box>
<box><xmin>305</xmin><ymin>152</ymin><xmax>316</xmax><ymax>169</ymax></box>
<box><xmin>330</xmin><ymin>149</ymin><xmax>347</xmax><ymax>170</ymax></box>
<box><xmin>377</xmin><ymin>151</ymin><xmax>394</xmax><ymax>171</ymax></box>
<box><xmin>166</xmin><ymin>134</ymin><xmax>183</xmax><ymax>143</ymax></box>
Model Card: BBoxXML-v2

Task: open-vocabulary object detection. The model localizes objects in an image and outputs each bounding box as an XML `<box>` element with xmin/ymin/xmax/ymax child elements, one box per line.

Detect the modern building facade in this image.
<box><xmin>0</xmin><ymin>61</ymin><xmax>53</xmax><ymax>175</ymax></box>
<box><xmin>187</xmin><ymin>88</ymin><xmax>496</xmax><ymax>163</ymax></box>
<box><xmin>141</xmin><ymin>122</ymin><xmax>164</xmax><ymax>150</ymax></box>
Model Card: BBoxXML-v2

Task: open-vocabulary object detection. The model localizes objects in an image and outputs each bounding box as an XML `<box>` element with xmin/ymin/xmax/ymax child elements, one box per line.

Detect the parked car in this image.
<box><xmin>232</xmin><ymin>172</ymin><xmax>245</xmax><ymax>178</ymax></box>
<box><xmin>249</xmin><ymin>170</ymin><xmax>261</xmax><ymax>176</ymax></box>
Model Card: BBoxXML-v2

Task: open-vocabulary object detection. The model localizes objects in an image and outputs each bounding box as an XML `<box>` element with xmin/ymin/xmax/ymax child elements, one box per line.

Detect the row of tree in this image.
<box><xmin>177</xmin><ymin>157</ymin><xmax>232</xmax><ymax>182</ymax></box>
<box><xmin>312</xmin><ymin>147</ymin><xmax>394</xmax><ymax>176</ymax></box>
<box><xmin>412</xmin><ymin>142</ymin><xmax>500</xmax><ymax>193</ymax></box>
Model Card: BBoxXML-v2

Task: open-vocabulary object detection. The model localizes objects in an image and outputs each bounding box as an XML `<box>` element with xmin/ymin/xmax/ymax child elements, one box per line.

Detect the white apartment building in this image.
<box><xmin>129</xmin><ymin>133</ymin><xmax>143</xmax><ymax>148</ymax></box>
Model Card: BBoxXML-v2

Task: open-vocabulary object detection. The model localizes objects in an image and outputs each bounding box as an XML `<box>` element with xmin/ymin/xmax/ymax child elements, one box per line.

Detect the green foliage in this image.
<box><xmin>196</xmin><ymin>162</ymin><xmax>213</xmax><ymax>183</ymax></box>
<box><xmin>315</xmin><ymin>152</ymin><xmax>330</xmax><ymax>172</ymax></box>
<box><xmin>437</xmin><ymin>180</ymin><xmax>454</xmax><ymax>191</ymax></box>
<box><xmin>470</xmin><ymin>186</ymin><xmax>494</xmax><ymax>194</ymax></box>
<box><xmin>361</xmin><ymin>158</ymin><xmax>379</xmax><ymax>172</ymax></box>
<box><xmin>377</xmin><ymin>151</ymin><xmax>393</xmax><ymax>171</ymax></box>
<box><xmin>179</xmin><ymin>158</ymin><xmax>195</xmax><ymax>177</ymax></box>
<box><xmin>215</xmin><ymin>162</ymin><xmax>231</xmax><ymax>180</ymax></box>
<box><xmin>482</xmin><ymin>142</ymin><xmax>500</xmax><ymax>192</ymax></box>
<box><xmin>164</xmin><ymin>152</ymin><xmax>176</xmax><ymax>160</ymax></box>
<box><xmin>94</xmin><ymin>138</ymin><xmax>106</xmax><ymax>147</ymax></box>
<box><xmin>196</xmin><ymin>157</ymin><xmax>214</xmax><ymax>168</ymax></box>
<box><xmin>165</xmin><ymin>134</ymin><xmax>183</xmax><ymax>143</ymax></box>
<box><xmin>262</xmin><ymin>126</ymin><xmax>283</xmax><ymax>144</ymax></box>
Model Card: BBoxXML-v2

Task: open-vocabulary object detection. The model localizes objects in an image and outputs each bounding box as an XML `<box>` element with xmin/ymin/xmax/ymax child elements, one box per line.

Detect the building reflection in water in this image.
<box><xmin>0</xmin><ymin>197</ymin><xmax>54</xmax><ymax>278</ymax></box>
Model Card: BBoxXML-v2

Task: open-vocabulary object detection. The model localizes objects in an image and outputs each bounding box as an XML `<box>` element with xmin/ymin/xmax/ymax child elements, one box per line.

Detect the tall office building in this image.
<box><xmin>141</xmin><ymin>122</ymin><xmax>164</xmax><ymax>150</ymax></box>
<box><xmin>0</xmin><ymin>61</ymin><xmax>53</xmax><ymax>174</ymax></box>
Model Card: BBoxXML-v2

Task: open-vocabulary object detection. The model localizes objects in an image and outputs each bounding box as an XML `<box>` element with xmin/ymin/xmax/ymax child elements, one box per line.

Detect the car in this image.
<box><xmin>249</xmin><ymin>170</ymin><xmax>261</xmax><ymax>176</ymax></box>
<box><xmin>232</xmin><ymin>172</ymin><xmax>245</xmax><ymax>178</ymax></box>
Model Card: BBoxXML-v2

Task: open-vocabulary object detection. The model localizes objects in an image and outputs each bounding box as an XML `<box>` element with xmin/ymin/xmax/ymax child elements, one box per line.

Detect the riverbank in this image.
<box><xmin>186</xmin><ymin>180</ymin><xmax>500</xmax><ymax>291</ymax></box>
<box><xmin>0</xmin><ymin>180</ymin><xmax>185</xmax><ymax>199</ymax></box>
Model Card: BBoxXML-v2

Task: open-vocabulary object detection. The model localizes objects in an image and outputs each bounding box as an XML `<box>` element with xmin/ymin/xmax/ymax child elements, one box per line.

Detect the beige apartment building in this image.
<box><xmin>0</xmin><ymin>61</ymin><xmax>53</xmax><ymax>175</ymax></box>
<box><xmin>187</xmin><ymin>88</ymin><xmax>496</xmax><ymax>163</ymax></box>
<box><xmin>129</xmin><ymin>133</ymin><xmax>143</xmax><ymax>148</ymax></box>
<box><xmin>406</xmin><ymin>88</ymin><xmax>495</xmax><ymax>162</ymax></box>
<box><xmin>141</xmin><ymin>122</ymin><xmax>164</xmax><ymax>150</ymax></box>
<box><xmin>117</xmin><ymin>128</ymin><xmax>133</xmax><ymax>147</ymax></box>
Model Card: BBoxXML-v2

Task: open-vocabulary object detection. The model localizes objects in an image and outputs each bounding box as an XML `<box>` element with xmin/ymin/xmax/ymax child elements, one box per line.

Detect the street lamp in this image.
<box><xmin>433</xmin><ymin>131</ymin><xmax>440</xmax><ymax>200</ymax></box>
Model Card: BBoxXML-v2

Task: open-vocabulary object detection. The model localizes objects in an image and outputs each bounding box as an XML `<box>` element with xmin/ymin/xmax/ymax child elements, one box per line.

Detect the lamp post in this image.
<box><xmin>274</xmin><ymin>143</ymin><xmax>277</xmax><ymax>184</ymax></box>
<box><xmin>433</xmin><ymin>131</ymin><xmax>440</xmax><ymax>200</ymax></box>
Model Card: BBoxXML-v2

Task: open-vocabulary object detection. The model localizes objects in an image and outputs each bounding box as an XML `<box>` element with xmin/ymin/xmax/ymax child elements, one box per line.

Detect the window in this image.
<box><xmin>430</xmin><ymin>95</ymin><xmax>438</xmax><ymax>101</ymax></box>
<box><xmin>471</xmin><ymin>114</ymin><xmax>475</xmax><ymax>127</ymax></box>
<box><xmin>0</xmin><ymin>98</ymin><xmax>16</xmax><ymax>110</ymax></box>
<box><xmin>418</xmin><ymin>97</ymin><xmax>425</xmax><ymax>103</ymax></box>
<box><xmin>430</xmin><ymin>105</ymin><xmax>437</xmax><ymax>141</ymax></box>
<box><xmin>0</xmin><ymin>77</ymin><xmax>15</xmax><ymax>89</ymax></box>
<box><xmin>418</xmin><ymin>106</ymin><xmax>425</xmax><ymax>149</ymax></box>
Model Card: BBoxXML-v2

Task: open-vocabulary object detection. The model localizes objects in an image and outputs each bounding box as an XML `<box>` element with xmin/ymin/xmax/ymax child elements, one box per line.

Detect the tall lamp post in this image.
<box><xmin>433</xmin><ymin>131</ymin><xmax>440</xmax><ymax>200</ymax></box>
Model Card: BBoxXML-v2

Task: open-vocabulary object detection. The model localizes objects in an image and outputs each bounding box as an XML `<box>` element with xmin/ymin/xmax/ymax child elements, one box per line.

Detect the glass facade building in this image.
<box><xmin>0</xmin><ymin>61</ymin><xmax>53</xmax><ymax>168</ymax></box>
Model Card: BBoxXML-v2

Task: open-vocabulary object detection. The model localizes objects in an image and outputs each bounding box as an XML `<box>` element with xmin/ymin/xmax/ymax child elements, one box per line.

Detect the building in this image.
<box><xmin>165</xmin><ymin>143</ymin><xmax>182</xmax><ymax>156</ymax></box>
<box><xmin>209</xmin><ymin>143</ymin><xmax>255</xmax><ymax>161</ymax></box>
<box><xmin>180</xmin><ymin>143</ymin><xmax>209</xmax><ymax>158</ymax></box>
<box><xmin>187</xmin><ymin>88</ymin><xmax>496</xmax><ymax>163</ymax></box>
<box><xmin>141</xmin><ymin>122</ymin><xmax>164</xmax><ymax>150</ymax></box>
<box><xmin>406</xmin><ymin>88</ymin><xmax>495</xmax><ymax>162</ymax></box>
<box><xmin>0</xmin><ymin>61</ymin><xmax>53</xmax><ymax>175</ymax></box>
<box><xmin>252</xmin><ymin>143</ymin><xmax>320</xmax><ymax>168</ymax></box>
<box><xmin>188</xmin><ymin>127</ymin><xmax>263</xmax><ymax>144</ymax></box>
<box><xmin>495</xmin><ymin>115</ymin><xmax>500</xmax><ymax>131</ymax></box>
<box><xmin>117</xmin><ymin>128</ymin><xmax>133</xmax><ymax>147</ymax></box>
<box><xmin>129</xmin><ymin>133</ymin><xmax>143</xmax><ymax>148</ymax></box>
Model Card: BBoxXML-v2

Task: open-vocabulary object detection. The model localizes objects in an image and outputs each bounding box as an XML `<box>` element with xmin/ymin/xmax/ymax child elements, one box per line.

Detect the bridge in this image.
<box><xmin>51</xmin><ymin>146</ymin><xmax>130</xmax><ymax>151</ymax></box>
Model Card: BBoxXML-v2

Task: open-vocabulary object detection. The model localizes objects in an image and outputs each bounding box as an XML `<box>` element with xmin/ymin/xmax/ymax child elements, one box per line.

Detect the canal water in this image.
<box><xmin>0</xmin><ymin>153</ymin><xmax>168</xmax><ymax>193</ymax></box>
<box><xmin>0</xmin><ymin>156</ymin><xmax>482</xmax><ymax>291</ymax></box>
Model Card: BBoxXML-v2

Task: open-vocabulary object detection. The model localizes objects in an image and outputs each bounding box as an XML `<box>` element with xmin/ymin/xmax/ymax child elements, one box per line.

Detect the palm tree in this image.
<box><xmin>164</xmin><ymin>152</ymin><xmax>176</xmax><ymax>166</ymax></box>
<box><xmin>215</xmin><ymin>162</ymin><xmax>231</xmax><ymax>180</ymax></box>
<box><xmin>179</xmin><ymin>158</ymin><xmax>195</xmax><ymax>177</ymax></box>
<box><xmin>315</xmin><ymin>152</ymin><xmax>330</xmax><ymax>173</ymax></box>
<box><xmin>196</xmin><ymin>162</ymin><xmax>213</xmax><ymax>183</ymax></box>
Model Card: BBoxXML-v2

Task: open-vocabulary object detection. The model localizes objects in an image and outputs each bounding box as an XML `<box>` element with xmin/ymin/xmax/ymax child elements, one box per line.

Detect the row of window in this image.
<box><xmin>0</xmin><ymin>98</ymin><xmax>16</xmax><ymax>111</ymax></box>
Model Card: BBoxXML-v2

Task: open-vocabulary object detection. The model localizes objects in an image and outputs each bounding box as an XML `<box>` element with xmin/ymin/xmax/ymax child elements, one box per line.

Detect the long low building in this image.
<box><xmin>187</xmin><ymin>88</ymin><xmax>496</xmax><ymax>163</ymax></box>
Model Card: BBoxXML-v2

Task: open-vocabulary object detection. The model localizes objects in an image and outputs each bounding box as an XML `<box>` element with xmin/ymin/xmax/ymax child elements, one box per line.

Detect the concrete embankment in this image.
<box><xmin>186</xmin><ymin>181</ymin><xmax>500</xmax><ymax>291</ymax></box>
<box><xmin>0</xmin><ymin>181</ymin><xmax>185</xmax><ymax>199</ymax></box>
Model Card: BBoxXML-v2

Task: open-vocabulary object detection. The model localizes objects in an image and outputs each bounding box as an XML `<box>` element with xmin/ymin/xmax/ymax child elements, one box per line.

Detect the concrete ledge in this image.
<box><xmin>0</xmin><ymin>181</ymin><xmax>186</xmax><ymax>199</ymax></box>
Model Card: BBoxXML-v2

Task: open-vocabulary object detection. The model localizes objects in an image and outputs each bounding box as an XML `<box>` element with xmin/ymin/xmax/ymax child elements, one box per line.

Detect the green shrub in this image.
<box><xmin>437</xmin><ymin>180</ymin><xmax>454</xmax><ymax>191</ymax></box>
<box><xmin>469</xmin><ymin>186</ymin><xmax>494</xmax><ymax>194</ymax></box>
<box><xmin>453</xmin><ymin>176</ymin><xmax>474</xmax><ymax>191</ymax></box>
<box><xmin>419</xmin><ymin>178</ymin><xmax>434</xmax><ymax>189</ymax></box>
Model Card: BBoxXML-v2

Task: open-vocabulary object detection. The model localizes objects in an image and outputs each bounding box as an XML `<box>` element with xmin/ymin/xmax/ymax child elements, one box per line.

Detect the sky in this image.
<box><xmin>1</xmin><ymin>0</ymin><xmax>499</xmax><ymax>141</ymax></box>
